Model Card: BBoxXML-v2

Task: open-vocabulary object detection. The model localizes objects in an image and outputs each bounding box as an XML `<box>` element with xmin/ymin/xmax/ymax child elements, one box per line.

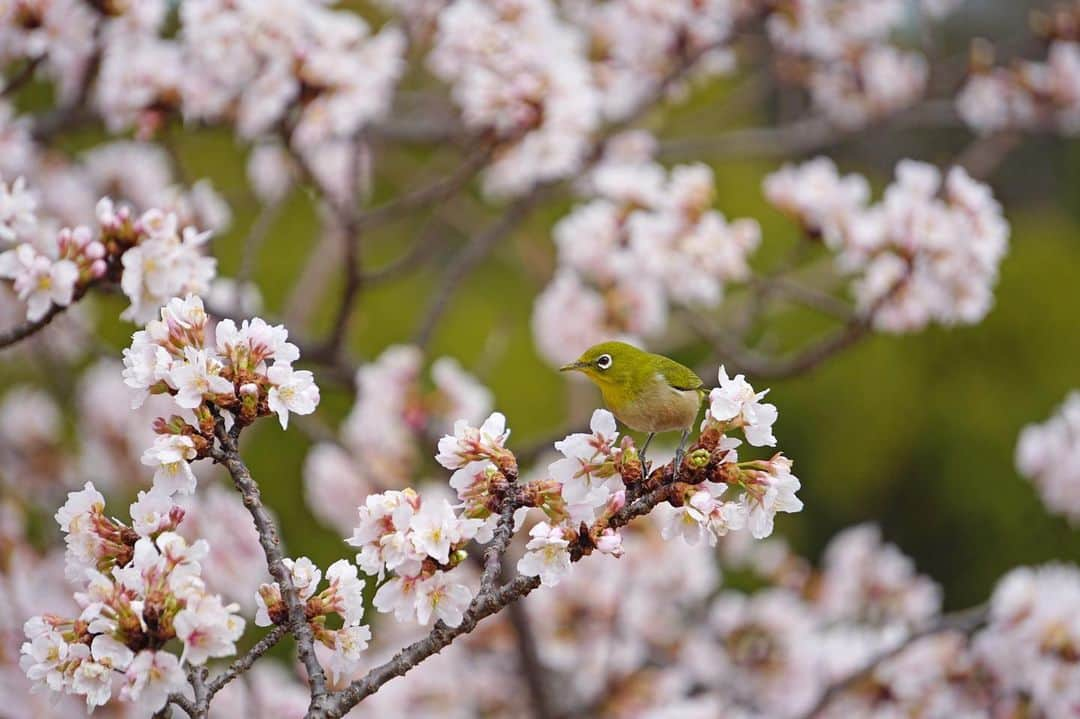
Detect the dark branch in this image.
<box><xmin>1</xmin><ymin>57</ymin><xmax>42</xmax><ymax>98</ymax></box>
<box><xmin>322</xmin><ymin>450</ymin><xmax>699</xmax><ymax>718</ymax></box>
<box><xmin>210</xmin><ymin>422</ymin><xmax>332</xmax><ymax>713</ymax></box>
<box><xmin>413</xmin><ymin>188</ymin><xmax>546</xmax><ymax>348</ymax></box>
<box><xmin>803</xmin><ymin>604</ymin><xmax>989</xmax><ymax>718</ymax></box>
<box><xmin>352</xmin><ymin>141</ymin><xmax>495</xmax><ymax>233</ymax></box>
<box><xmin>0</xmin><ymin>302</ymin><xmax>71</xmax><ymax>351</ymax></box>
<box><xmin>206</xmin><ymin>624</ymin><xmax>288</xmax><ymax>699</ymax></box>
<box><xmin>681</xmin><ymin>306</ymin><xmax>871</xmax><ymax>380</ymax></box>
<box><xmin>506</xmin><ymin>601</ymin><xmax>556</xmax><ymax>719</ymax></box>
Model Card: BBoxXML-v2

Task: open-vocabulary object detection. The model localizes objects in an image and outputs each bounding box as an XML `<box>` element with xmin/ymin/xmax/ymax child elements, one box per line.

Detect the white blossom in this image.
<box><xmin>266</xmin><ymin>364</ymin><xmax>320</xmax><ymax>430</ymax></box>
<box><xmin>517</xmin><ymin>521</ymin><xmax>572</xmax><ymax>588</ymax></box>
<box><xmin>141</xmin><ymin>433</ymin><xmax>200</xmax><ymax>495</ymax></box>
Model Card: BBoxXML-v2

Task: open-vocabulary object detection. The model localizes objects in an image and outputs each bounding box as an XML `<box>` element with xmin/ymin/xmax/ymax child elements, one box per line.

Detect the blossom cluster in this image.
<box><xmin>335</xmin><ymin>520</ymin><xmax>944</xmax><ymax>718</ymax></box>
<box><xmin>341</xmin><ymin>512</ymin><xmax>1080</xmax><ymax>719</ymax></box>
<box><xmin>20</xmin><ymin>482</ymin><xmax>244</xmax><ymax>712</ymax></box>
<box><xmin>124</xmin><ymin>294</ymin><xmax>319</xmax><ymax>495</ymax></box>
<box><xmin>533</xmin><ymin>149</ymin><xmax>760</xmax><ymax>365</ymax></box>
<box><xmin>0</xmin><ymin>0</ymin><xmax>406</xmax><ymax>162</ymax></box>
<box><xmin>255</xmin><ymin>557</ymin><xmax>371</xmax><ymax>683</ymax></box>
<box><xmin>0</xmin><ymin>174</ymin><xmax>218</xmax><ymax>325</ymax></box>
<box><xmin>348</xmin><ymin>488</ymin><xmax>487</xmax><ymax>628</ymax></box>
<box><xmin>973</xmin><ymin>563</ymin><xmax>1080</xmax><ymax>717</ymax></box>
<box><xmin>521</xmin><ymin>366</ymin><xmax>800</xmax><ymax>587</ymax></box>
<box><xmin>657</xmin><ymin>367</ymin><xmax>802</xmax><ymax>544</ymax></box>
<box><xmin>304</xmin><ymin>344</ymin><xmax>492</xmax><ymax>534</ymax></box>
<box><xmin>764</xmin><ymin>0</ymin><xmax>956</xmax><ymax>128</ymax></box>
<box><xmin>428</xmin><ymin>0</ymin><xmax>600</xmax><ymax>197</ymax></box>
<box><xmin>958</xmin><ymin>7</ymin><xmax>1080</xmax><ymax>137</ymax></box>
<box><xmin>765</xmin><ymin>157</ymin><xmax>1010</xmax><ymax>332</ymax></box>
<box><xmin>563</xmin><ymin>0</ymin><xmax>744</xmax><ymax>121</ymax></box>
<box><xmin>1016</xmin><ymin>391</ymin><xmax>1080</xmax><ymax>523</ymax></box>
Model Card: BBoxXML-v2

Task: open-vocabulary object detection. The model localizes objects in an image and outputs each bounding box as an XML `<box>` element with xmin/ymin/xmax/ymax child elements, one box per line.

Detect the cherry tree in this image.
<box><xmin>2</xmin><ymin>1</ymin><xmax>1079</xmax><ymax>718</ymax></box>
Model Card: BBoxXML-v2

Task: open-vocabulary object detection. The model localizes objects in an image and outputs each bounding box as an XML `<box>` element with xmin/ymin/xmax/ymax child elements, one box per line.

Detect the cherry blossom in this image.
<box><xmin>1016</xmin><ymin>391</ymin><xmax>1080</xmax><ymax>523</ymax></box>
<box><xmin>707</xmin><ymin>366</ymin><xmax>779</xmax><ymax>447</ymax></box>
<box><xmin>517</xmin><ymin>521</ymin><xmax>573</xmax><ymax>587</ymax></box>
<box><xmin>266</xmin><ymin>365</ymin><xmax>320</xmax><ymax>430</ymax></box>
<box><xmin>429</xmin><ymin>0</ymin><xmax>600</xmax><ymax>196</ymax></box>
<box><xmin>0</xmin><ymin>175</ymin><xmax>37</xmax><ymax>243</ymax></box>
<box><xmin>20</xmin><ymin>484</ymin><xmax>243</xmax><ymax>711</ymax></box>
<box><xmin>435</xmin><ymin>412</ymin><xmax>512</xmax><ymax>470</ymax></box>
<box><xmin>764</xmin><ymin>157</ymin><xmax>1010</xmax><ymax>332</ymax></box>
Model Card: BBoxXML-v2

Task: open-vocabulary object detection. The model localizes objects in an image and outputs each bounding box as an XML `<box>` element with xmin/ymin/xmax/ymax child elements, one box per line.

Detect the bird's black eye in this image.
<box><xmin>596</xmin><ymin>354</ymin><xmax>612</xmax><ymax>370</ymax></box>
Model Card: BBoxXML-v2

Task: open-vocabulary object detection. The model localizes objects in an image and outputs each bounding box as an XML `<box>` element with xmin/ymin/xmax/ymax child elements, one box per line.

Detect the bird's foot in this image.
<box><xmin>672</xmin><ymin>428</ymin><xmax>690</xmax><ymax>482</ymax></box>
<box><xmin>672</xmin><ymin>449</ymin><xmax>685</xmax><ymax>482</ymax></box>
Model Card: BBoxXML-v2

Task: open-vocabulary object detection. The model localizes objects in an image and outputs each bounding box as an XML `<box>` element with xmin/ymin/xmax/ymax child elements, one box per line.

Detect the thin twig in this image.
<box><xmin>413</xmin><ymin>188</ymin><xmax>546</xmax><ymax>348</ymax></box>
<box><xmin>681</xmin><ymin>306</ymin><xmax>871</xmax><ymax>380</ymax></box>
<box><xmin>750</xmin><ymin>276</ymin><xmax>853</xmax><ymax>321</ymax></box>
<box><xmin>0</xmin><ymin>302</ymin><xmax>71</xmax><ymax>350</ymax></box>
<box><xmin>164</xmin><ymin>693</ymin><xmax>198</xmax><ymax>718</ymax></box>
<box><xmin>237</xmin><ymin>191</ymin><xmax>292</xmax><ymax>292</ymax></box>
<box><xmin>314</xmin><ymin>134</ymin><xmax>366</xmax><ymax>361</ymax></box>
<box><xmin>352</xmin><ymin>141</ymin><xmax>495</xmax><ymax>233</ymax></box>
<box><xmin>803</xmin><ymin>604</ymin><xmax>989</xmax><ymax>718</ymax></box>
<box><xmin>358</xmin><ymin>215</ymin><xmax>454</xmax><ymax>285</ymax></box>
<box><xmin>1</xmin><ymin>57</ymin><xmax>42</xmax><ymax>97</ymax></box>
<box><xmin>658</xmin><ymin>99</ymin><xmax>960</xmax><ymax>160</ymax></box>
<box><xmin>32</xmin><ymin>19</ymin><xmax>103</xmax><ymax>142</ymax></box>
<box><xmin>206</xmin><ymin>624</ymin><xmax>288</xmax><ymax>699</ymax></box>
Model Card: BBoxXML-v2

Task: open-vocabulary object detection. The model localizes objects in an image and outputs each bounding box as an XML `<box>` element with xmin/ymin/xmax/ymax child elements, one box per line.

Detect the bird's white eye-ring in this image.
<box><xmin>596</xmin><ymin>354</ymin><xmax>612</xmax><ymax>370</ymax></box>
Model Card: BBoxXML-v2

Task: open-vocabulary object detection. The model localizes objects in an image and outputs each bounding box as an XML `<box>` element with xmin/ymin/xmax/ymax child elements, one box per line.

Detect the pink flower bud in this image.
<box><xmin>85</xmin><ymin>241</ymin><xmax>106</xmax><ymax>260</ymax></box>
<box><xmin>607</xmin><ymin>490</ymin><xmax>626</xmax><ymax>513</ymax></box>
<box><xmin>90</xmin><ymin>259</ymin><xmax>107</xmax><ymax>278</ymax></box>
<box><xmin>596</xmin><ymin>528</ymin><xmax>623</xmax><ymax>557</ymax></box>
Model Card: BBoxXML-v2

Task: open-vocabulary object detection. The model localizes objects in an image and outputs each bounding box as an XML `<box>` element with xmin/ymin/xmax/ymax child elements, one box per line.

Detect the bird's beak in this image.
<box><xmin>559</xmin><ymin>360</ymin><xmax>587</xmax><ymax>372</ymax></box>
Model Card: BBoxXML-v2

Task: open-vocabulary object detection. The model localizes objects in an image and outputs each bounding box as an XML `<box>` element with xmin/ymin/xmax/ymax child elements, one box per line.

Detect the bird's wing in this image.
<box><xmin>656</xmin><ymin>356</ymin><xmax>704</xmax><ymax>392</ymax></box>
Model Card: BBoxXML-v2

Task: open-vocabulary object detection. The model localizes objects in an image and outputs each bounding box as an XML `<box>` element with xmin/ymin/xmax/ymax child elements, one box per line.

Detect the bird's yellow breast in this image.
<box><xmin>601</xmin><ymin>375</ymin><xmax>702</xmax><ymax>434</ymax></box>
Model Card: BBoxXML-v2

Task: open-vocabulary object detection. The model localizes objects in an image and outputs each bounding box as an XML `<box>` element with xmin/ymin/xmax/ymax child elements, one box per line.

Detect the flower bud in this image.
<box><xmin>596</xmin><ymin>528</ymin><xmax>623</xmax><ymax>557</ymax></box>
<box><xmin>85</xmin><ymin>241</ymin><xmax>106</xmax><ymax>260</ymax></box>
<box><xmin>688</xmin><ymin>448</ymin><xmax>710</xmax><ymax>469</ymax></box>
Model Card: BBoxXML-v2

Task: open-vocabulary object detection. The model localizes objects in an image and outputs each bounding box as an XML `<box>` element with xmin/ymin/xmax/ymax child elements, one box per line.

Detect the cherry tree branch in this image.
<box><xmin>414</xmin><ymin>188</ymin><xmax>547</xmax><ymax>348</ymax></box>
<box><xmin>320</xmin><ymin>440</ymin><xmax>721</xmax><ymax>718</ymax></box>
<box><xmin>186</xmin><ymin>666</ymin><xmax>210</xmax><ymax>719</ymax></box>
<box><xmin>506</xmin><ymin>601</ymin><xmax>556</xmax><ymax>719</ymax></box>
<box><xmin>680</xmin><ymin>305</ymin><xmax>872</xmax><ymax>380</ymax></box>
<box><xmin>0</xmin><ymin>303</ymin><xmax>72</xmax><ymax>350</ymax></box>
<box><xmin>0</xmin><ymin>57</ymin><xmax>42</xmax><ymax>97</ymax></box>
<box><xmin>206</xmin><ymin>624</ymin><xmax>288</xmax><ymax>698</ymax></box>
<box><xmin>0</xmin><ymin>276</ymin><xmax>104</xmax><ymax>351</ymax></box>
<box><xmin>209</xmin><ymin>420</ymin><xmax>332</xmax><ymax>715</ymax></box>
<box><xmin>164</xmin><ymin>693</ymin><xmax>198</xmax><ymax>718</ymax></box>
<box><xmin>803</xmin><ymin>603</ymin><xmax>989</xmax><ymax>718</ymax></box>
<box><xmin>658</xmin><ymin>99</ymin><xmax>960</xmax><ymax>160</ymax></box>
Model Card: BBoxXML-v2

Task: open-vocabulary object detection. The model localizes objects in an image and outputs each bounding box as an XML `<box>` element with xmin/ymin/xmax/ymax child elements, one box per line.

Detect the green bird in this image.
<box><xmin>560</xmin><ymin>341</ymin><xmax>706</xmax><ymax>475</ymax></box>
